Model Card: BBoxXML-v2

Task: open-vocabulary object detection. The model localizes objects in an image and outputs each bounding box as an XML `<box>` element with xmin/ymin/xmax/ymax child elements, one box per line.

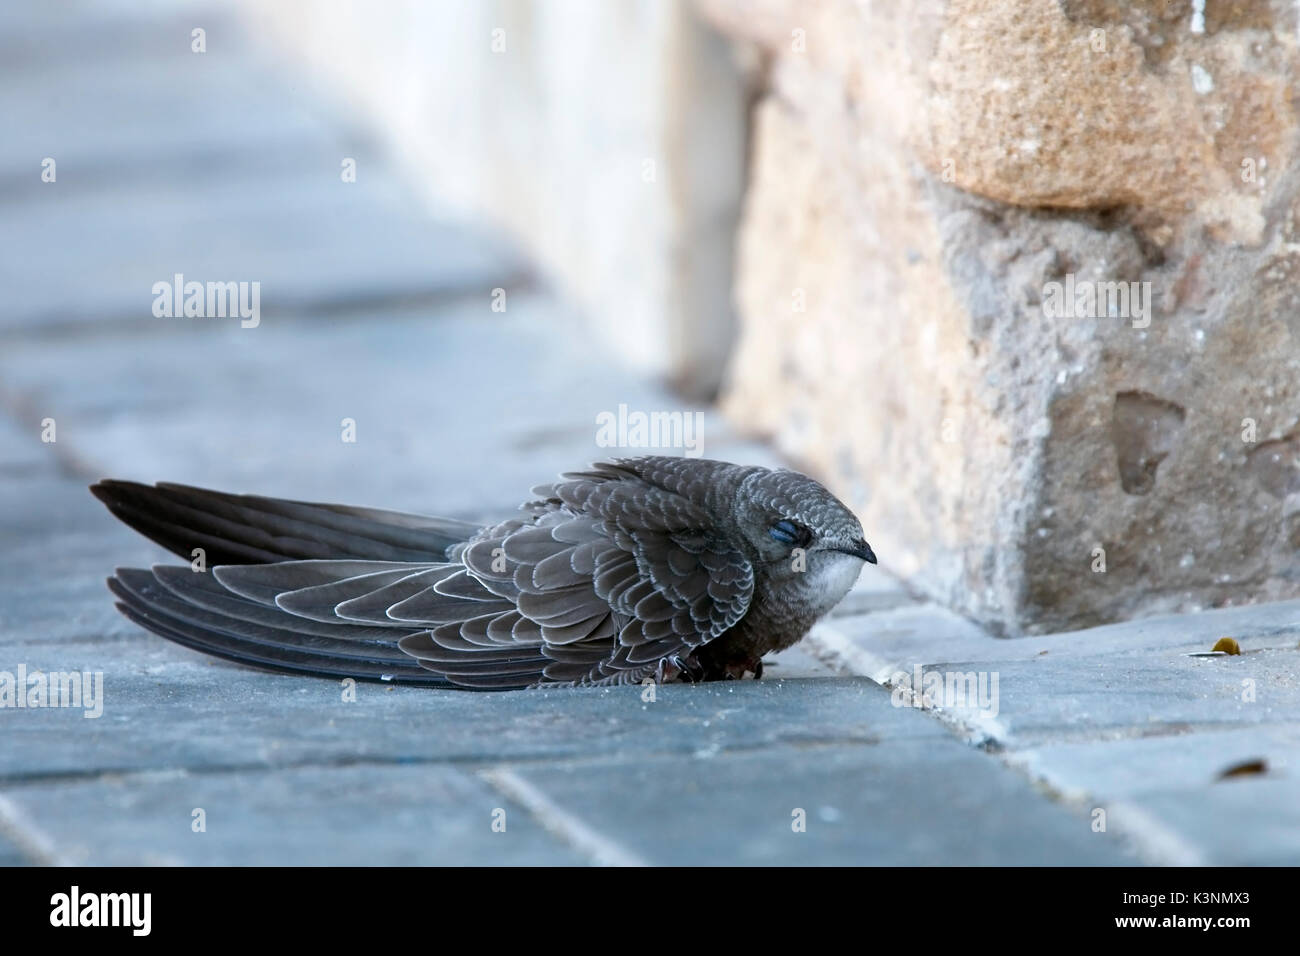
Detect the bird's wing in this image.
<box><xmin>94</xmin><ymin>479</ymin><xmax>481</xmax><ymax>686</ymax></box>
<box><xmin>91</xmin><ymin>479</ymin><xmax>479</xmax><ymax>564</ymax></box>
<box><xmin>399</xmin><ymin>468</ymin><xmax>756</xmax><ymax>687</ymax></box>
<box><xmin>98</xmin><ymin>469</ymin><xmax>754</xmax><ymax>690</ymax></box>
<box><xmin>108</xmin><ymin>560</ymin><xmax>459</xmax><ymax>686</ymax></box>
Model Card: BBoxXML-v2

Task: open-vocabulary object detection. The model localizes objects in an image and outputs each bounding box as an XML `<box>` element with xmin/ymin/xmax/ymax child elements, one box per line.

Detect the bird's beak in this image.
<box><xmin>837</xmin><ymin>539</ymin><xmax>877</xmax><ymax>564</ymax></box>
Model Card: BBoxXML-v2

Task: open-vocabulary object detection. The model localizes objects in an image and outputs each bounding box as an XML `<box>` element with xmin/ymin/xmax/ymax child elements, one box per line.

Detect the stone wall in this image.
<box><xmin>700</xmin><ymin>0</ymin><xmax>1300</xmax><ymax>634</ymax></box>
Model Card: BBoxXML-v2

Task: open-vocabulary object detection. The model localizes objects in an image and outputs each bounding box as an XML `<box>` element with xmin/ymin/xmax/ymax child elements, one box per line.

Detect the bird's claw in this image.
<box><xmin>656</xmin><ymin>653</ymin><xmax>764</xmax><ymax>683</ymax></box>
<box><xmin>656</xmin><ymin>653</ymin><xmax>707</xmax><ymax>684</ymax></box>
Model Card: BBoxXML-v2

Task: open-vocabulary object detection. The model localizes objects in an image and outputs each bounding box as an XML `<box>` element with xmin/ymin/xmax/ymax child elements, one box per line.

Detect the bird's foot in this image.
<box><xmin>656</xmin><ymin>653</ymin><xmax>764</xmax><ymax>683</ymax></box>
<box><xmin>656</xmin><ymin>653</ymin><xmax>708</xmax><ymax>684</ymax></box>
<box><xmin>722</xmin><ymin>657</ymin><xmax>764</xmax><ymax>681</ymax></box>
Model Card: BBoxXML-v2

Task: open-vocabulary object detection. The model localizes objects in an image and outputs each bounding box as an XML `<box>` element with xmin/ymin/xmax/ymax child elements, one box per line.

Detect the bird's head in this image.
<box><xmin>729</xmin><ymin>467</ymin><xmax>876</xmax><ymax>613</ymax></box>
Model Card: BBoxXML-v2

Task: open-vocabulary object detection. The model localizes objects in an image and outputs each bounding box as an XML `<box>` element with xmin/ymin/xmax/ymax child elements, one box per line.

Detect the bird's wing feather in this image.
<box><xmin>400</xmin><ymin>469</ymin><xmax>755</xmax><ymax>686</ymax></box>
<box><xmin>109</xmin><ymin>568</ymin><xmax>453</xmax><ymax>686</ymax></box>
<box><xmin>91</xmin><ymin>479</ymin><xmax>478</xmax><ymax>565</ymax></box>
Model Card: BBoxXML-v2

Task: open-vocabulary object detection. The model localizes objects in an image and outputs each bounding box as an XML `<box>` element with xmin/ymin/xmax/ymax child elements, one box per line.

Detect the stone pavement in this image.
<box><xmin>1</xmin><ymin>2</ymin><xmax>1296</xmax><ymax>866</ymax></box>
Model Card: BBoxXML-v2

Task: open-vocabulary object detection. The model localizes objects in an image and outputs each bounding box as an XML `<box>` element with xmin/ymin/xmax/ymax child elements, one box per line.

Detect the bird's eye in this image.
<box><xmin>769</xmin><ymin>519</ymin><xmax>806</xmax><ymax>546</ymax></box>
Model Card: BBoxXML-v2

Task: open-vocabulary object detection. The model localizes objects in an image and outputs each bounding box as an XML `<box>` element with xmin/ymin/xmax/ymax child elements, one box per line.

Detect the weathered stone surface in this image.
<box><xmin>0</xmin><ymin>835</ymin><xmax>29</xmax><ymax>866</ymax></box>
<box><xmin>2</xmin><ymin>764</ymin><xmax>588</xmax><ymax>866</ymax></box>
<box><xmin>1016</xmin><ymin>726</ymin><xmax>1300</xmax><ymax>864</ymax></box>
<box><xmin>505</xmin><ymin>738</ymin><xmax>1132</xmax><ymax>865</ymax></box>
<box><xmin>824</xmin><ymin>581</ymin><xmax>1300</xmax><ymax>667</ymax></box>
<box><xmin>810</xmin><ymin>581</ymin><xmax>1300</xmax><ymax>862</ymax></box>
<box><xmin>1</xmin><ymin>626</ymin><xmax>926</xmax><ymax>779</ymax></box>
<box><xmin>925</xmin><ymin>646</ymin><xmax>1300</xmax><ymax>746</ymax></box>
<box><xmin>0</xmin><ymin>298</ymin><xmax>780</xmax><ymax>517</ymax></box>
<box><xmin>702</xmin><ymin>0</ymin><xmax>1300</xmax><ymax>635</ymax></box>
<box><xmin>0</xmin><ymin>6</ymin><xmax>528</xmax><ymax>335</ymax></box>
<box><xmin>926</xmin><ymin>0</ymin><xmax>1291</xmax><ymax>242</ymax></box>
<box><xmin>816</xmin><ymin>587</ymin><xmax>1300</xmax><ymax>743</ymax></box>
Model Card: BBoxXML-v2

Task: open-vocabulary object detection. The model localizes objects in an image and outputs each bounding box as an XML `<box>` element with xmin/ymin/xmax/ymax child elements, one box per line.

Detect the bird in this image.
<box><xmin>91</xmin><ymin>456</ymin><xmax>877</xmax><ymax>690</ymax></box>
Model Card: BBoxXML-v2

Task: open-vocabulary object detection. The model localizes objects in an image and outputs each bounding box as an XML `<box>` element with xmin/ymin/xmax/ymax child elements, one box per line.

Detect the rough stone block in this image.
<box><xmin>702</xmin><ymin>0</ymin><xmax>1300</xmax><ymax>634</ymax></box>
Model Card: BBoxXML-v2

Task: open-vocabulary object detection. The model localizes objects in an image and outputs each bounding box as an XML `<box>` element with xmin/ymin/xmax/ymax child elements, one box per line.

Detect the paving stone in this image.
<box><xmin>917</xmin><ymin>645</ymin><xmax>1300</xmax><ymax>746</ymax></box>
<box><xmin>499</xmin><ymin>737</ymin><xmax>1134</xmax><ymax>866</ymax></box>
<box><xmin>2</xmin><ymin>171</ymin><xmax>524</xmax><ymax>333</ymax></box>
<box><xmin>1019</xmin><ymin>724</ymin><xmax>1300</xmax><ymax>799</ymax></box>
<box><xmin>0</xmin><ymin>15</ymin><xmax>340</xmax><ymax>188</ymax></box>
<box><xmin>0</xmin><ymin>298</ymin><xmax>778</xmax><ymax>516</ymax></box>
<box><xmin>1</xmin><ymin>639</ymin><xmax>938</xmax><ymax>779</ymax></box>
<box><xmin>1119</xmin><ymin>778</ymin><xmax>1300</xmax><ymax>866</ymax></box>
<box><xmin>0</xmin><ymin>2</ymin><xmax>525</xmax><ymax>334</ymax></box>
<box><xmin>0</xmin><ymin>414</ymin><xmax>53</xmax><ymax>475</ymax></box>
<box><xmin>811</xmin><ymin>562</ymin><xmax>1300</xmax><ymax>863</ymax></box>
<box><xmin>0</xmin><ymin>835</ymin><xmax>30</xmax><ymax>866</ymax></box>
<box><xmin>1011</xmin><ymin>726</ymin><xmax>1300</xmax><ymax>864</ymax></box>
<box><xmin>824</xmin><ymin>591</ymin><xmax>1300</xmax><ymax>674</ymax></box>
<box><xmin>0</xmin><ymin>469</ymin><xmax>169</xmax><ymax>644</ymax></box>
<box><xmin>809</xmin><ymin>602</ymin><xmax>993</xmax><ymax>683</ymax></box>
<box><xmin>819</xmin><ymin>592</ymin><xmax>1300</xmax><ymax>742</ymax></box>
<box><xmin>761</xmin><ymin>643</ymin><xmax>837</xmax><ymax>680</ymax></box>
<box><xmin>0</xmin><ymin>531</ymin><xmax>160</xmax><ymax>647</ymax></box>
<box><xmin>0</xmin><ymin>763</ymin><xmax>586</xmax><ymax>865</ymax></box>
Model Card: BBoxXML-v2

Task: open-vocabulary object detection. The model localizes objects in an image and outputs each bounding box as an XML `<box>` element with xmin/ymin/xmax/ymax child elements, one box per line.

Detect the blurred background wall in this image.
<box><xmin>243</xmin><ymin>0</ymin><xmax>750</xmax><ymax>400</ymax></box>
<box><xmin>241</xmin><ymin>0</ymin><xmax>1300</xmax><ymax>636</ymax></box>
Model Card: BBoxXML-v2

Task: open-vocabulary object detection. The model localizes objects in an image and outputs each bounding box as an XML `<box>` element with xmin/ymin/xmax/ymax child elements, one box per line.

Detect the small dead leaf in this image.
<box><xmin>1217</xmin><ymin>758</ymin><xmax>1268</xmax><ymax>780</ymax></box>
<box><xmin>1212</xmin><ymin>637</ymin><xmax>1241</xmax><ymax>655</ymax></box>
